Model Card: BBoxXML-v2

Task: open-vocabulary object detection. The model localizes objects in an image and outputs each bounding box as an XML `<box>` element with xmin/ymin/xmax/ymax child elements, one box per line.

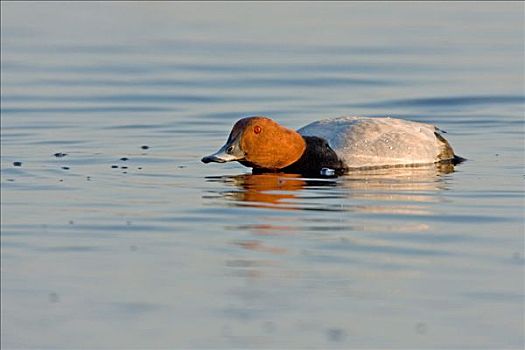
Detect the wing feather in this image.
<box><xmin>298</xmin><ymin>116</ymin><xmax>452</xmax><ymax>168</ymax></box>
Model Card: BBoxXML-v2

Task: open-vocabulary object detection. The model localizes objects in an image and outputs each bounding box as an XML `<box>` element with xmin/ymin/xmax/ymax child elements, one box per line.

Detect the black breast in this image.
<box><xmin>253</xmin><ymin>136</ymin><xmax>345</xmax><ymax>176</ymax></box>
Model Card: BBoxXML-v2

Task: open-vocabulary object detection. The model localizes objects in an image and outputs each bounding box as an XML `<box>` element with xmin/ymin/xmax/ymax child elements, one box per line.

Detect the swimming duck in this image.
<box><xmin>201</xmin><ymin>116</ymin><xmax>463</xmax><ymax>176</ymax></box>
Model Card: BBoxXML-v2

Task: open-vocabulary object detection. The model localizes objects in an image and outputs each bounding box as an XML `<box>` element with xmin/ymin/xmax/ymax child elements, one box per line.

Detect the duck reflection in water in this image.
<box><xmin>205</xmin><ymin>172</ymin><xmax>338</xmax><ymax>210</ymax></box>
<box><xmin>205</xmin><ymin>162</ymin><xmax>455</xmax><ymax>211</ymax></box>
<box><xmin>206</xmin><ymin>164</ymin><xmax>456</xmax><ymax>262</ymax></box>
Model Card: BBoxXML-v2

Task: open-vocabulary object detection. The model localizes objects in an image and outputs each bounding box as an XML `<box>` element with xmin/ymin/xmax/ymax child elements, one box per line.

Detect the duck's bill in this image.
<box><xmin>201</xmin><ymin>144</ymin><xmax>241</xmax><ymax>164</ymax></box>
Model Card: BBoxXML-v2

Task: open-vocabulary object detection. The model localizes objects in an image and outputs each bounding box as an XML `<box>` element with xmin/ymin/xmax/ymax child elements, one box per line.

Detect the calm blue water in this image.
<box><xmin>1</xmin><ymin>2</ymin><xmax>524</xmax><ymax>349</ymax></box>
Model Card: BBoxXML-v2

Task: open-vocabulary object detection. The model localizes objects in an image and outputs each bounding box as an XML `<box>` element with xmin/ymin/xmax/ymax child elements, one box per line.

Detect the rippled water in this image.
<box><xmin>1</xmin><ymin>2</ymin><xmax>524</xmax><ymax>349</ymax></box>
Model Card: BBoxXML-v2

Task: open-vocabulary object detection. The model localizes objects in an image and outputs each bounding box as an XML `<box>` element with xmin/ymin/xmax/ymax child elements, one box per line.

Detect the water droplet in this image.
<box><xmin>321</xmin><ymin>168</ymin><xmax>335</xmax><ymax>176</ymax></box>
<box><xmin>326</xmin><ymin>328</ymin><xmax>346</xmax><ymax>342</ymax></box>
<box><xmin>48</xmin><ymin>292</ymin><xmax>60</xmax><ymax>303</ymax></box>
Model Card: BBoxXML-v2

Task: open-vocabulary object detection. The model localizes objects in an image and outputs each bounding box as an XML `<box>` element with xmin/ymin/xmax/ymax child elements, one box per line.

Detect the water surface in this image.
<box><xmin>1</xmin><ymin>2</ymin><xmax>524</xmax><ymax>349</ymax></box>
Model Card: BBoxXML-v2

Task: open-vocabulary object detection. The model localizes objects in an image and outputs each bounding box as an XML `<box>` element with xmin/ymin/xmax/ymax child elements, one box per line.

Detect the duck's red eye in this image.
<box><xmin>254</xmin><ymin>125</ymin><xmax>262</xmax><ymax>134</ymax></box>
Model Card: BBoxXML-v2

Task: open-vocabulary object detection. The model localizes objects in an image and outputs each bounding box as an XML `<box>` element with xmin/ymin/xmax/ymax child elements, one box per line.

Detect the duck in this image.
<box><xmin>201</xmin><ymin>116</ymin><xmax>464</xmax><ymax>176</ymax></box>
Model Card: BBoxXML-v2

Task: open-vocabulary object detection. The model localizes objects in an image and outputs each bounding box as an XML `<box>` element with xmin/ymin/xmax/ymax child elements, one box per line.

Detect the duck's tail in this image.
<box><xmin>434</xmin><ymin>131</ymin><xmax>466</xmax><ymax>165</ymax></box>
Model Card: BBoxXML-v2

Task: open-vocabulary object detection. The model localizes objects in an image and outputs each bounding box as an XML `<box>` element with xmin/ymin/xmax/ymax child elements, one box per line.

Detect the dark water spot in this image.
<box><xmin>53</xmin><ymin>152</ymin><xmax>67</xmax><ymax>158</ymax></box>
<box><xmin>137</xmin><ymin>167</ymin><xmax>142</xmax><ymax>170</ymax></box>
<box><xmin>122</xmin><ymin>171</ymin><xmax>127</xmax><ymax>174</ymax></box>
<box><xmin>48</xmin><ymin>292</ymin><xmax>60</xmax><ymax>303</ymax></box>
<box><xmin>86</xmin><ymin>176</ymin><xmax>91</xmax><ymax>181</ymax></box>
<box><xmin>141</xmin><ymin>145</ymin><xmax>149</xmax><ymax>150</ymax></box>
<box><xmin>68</xmin><ymin>220</ymin><xmax>74</xmax><ymax>225</ymax></box>
<box><xmin>121</xmin><ymin>166</ymin><xmax>128</xmax><ymax>169</ymax></box>
<box><xmin>61</xmin><ymin>166</ymin><xmax>70</xmax><ymax>170</ymax></box>
<box><xmin>13</xmin><ymin>161</ymin><xmax>22</xmax><ymax>167</ymax></box>
<box><xmin>415</xmin><ymin>322</ymin><xmax>427</xmax><ymax>335</ymax></box>
<box><xmin>326</xmin><ymin>328</ymin><xmax>346</xmax><ymax>343</ymax></box>
<box><xmin>178</xmin><ymin>165</ymin><xmax>186</xmax><ymax>169</ymax></box>
<box><xmin>111</xmin><ymin>165</ymin><xmax>118</xmax><ymax>168</ymax></box>
<box><xmin>120</xmin><ymin>157</ymin><xmax>129</xmax><ymax>161</ymax></box>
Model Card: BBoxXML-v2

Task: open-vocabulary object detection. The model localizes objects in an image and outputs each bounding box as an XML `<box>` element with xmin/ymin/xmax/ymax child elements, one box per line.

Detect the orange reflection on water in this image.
<box><xmin>229</xmin><ymin>173</ymin><xmax>306</xmax><ymax>207</ymax></box>
<box><xmin>235</xmin><ymin>240</ymin><xmax>288</xmax><ymax>255</ymax></box>
<box><xmin>235</xmin><ymin>224</ymin><xmax>297</xmax><ymax>236</ymax></box>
